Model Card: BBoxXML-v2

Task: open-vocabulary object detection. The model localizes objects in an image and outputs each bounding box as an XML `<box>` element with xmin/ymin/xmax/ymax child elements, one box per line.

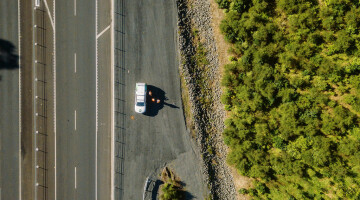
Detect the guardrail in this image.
<box><xmin>34</xmin><ymin>1</ymin><xmax>48</xmax><ymax>199</ymax></box>
<box><xmin>114</xmin><ymin>0</ymin><xmax>126</xmax><ymax>199</ymax></box>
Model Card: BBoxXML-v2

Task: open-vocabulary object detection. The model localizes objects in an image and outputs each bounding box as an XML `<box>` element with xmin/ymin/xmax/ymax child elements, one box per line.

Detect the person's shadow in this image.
<box><xmin>144</xmin><ymin>85</ymin><xmax>179</xmax><ymax>117</ymax></box>
<box><xmin>0</xmin><ymin>39</ymin><xmax>19</xmax><ymax>70</ymax></box>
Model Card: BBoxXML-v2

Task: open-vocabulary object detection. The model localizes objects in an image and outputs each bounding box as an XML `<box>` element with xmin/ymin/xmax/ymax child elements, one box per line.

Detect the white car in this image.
<box><xmin>135</xmin><ymin>83</ymin><xmax>147</xmax><ymax>113</ymax></box>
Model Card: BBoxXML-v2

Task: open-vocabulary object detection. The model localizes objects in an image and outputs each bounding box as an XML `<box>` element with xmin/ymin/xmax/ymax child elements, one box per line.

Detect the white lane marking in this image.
<box><xmin>74</xmin><ymin>110</ymin><xmax>77</xmax><ymax>130</ymax></box>
<box><xmin>53</xmin><ymin>0</ymin><xmax>57</xmax><ymax>198</ymax></box>
<box><xmin>35</xmin><ymin>0</ymin><xmax>40</xmax><ymax>7</ymax></box>
<box><xmin>96</xmin><ymin>24</ymin><xmax>111</xmax><ymax>39</ymax></box>
<box><xmin>95</xmin><ymin>0</ymin><xmax>98</xmax><ymax>199</ymax></box>
<box><xmin>18</xmin><ymin>0</ymin><xmax>22</xmax><ymax>198</ymax></box>
<box><xmin>74</xmin><ymin>0</ymin><xmax>76</xmax><ymax>16</ymax></box>
<box><xmin>74</xmin><ymin>167</ymin><xmax>77</xmax><ymax>189</ymax></box>
<box><xmin>74</xmin><ymin>53</ymin><xmax>77</xmax><ymax>73</ymax></box>
<box><xmin>110</xmin><ymin>0</ymin><xmax>115</xmax><ymax>199</ymax></box>
<box><xmin>43</xmin><ymin>0</ymin><xmax>55</xmax><ymax>30</ymax></box>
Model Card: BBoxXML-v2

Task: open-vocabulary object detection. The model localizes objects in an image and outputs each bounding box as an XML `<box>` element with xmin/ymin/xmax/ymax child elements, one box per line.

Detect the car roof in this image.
<box><xmin>137</xmin><ymin>95</ymin><xmax>145</xmax><ymax>102</ymax></box>
<box><xmin>136</xmin><ymin>83</ymin><xmax>146</xmax><ymax>95</ymax></box>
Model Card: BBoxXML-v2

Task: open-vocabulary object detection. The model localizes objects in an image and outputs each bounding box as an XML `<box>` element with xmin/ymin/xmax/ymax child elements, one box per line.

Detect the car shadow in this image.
<box><xmin>144</xmin><ymin>85</ymin><xmax>179</xmax><ymax>117</ymax></box>
<box><xmin>0</xmin><ymin>39</ymin><xmax>19</xmax><ymax>71</ymax></box>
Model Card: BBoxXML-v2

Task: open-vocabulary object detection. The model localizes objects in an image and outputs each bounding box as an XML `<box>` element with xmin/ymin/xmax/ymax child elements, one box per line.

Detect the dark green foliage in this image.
<box><xmin>254</xmin><ymin>180</ymin><xmax>269</xmax><ymax>194</ymax></box>
<box><xmin>160</xmin><ymin>183</ymin><xmax>185</xmax><ymax>200</ymax></box>
<box><xmin>216</xmin><ymin>0</ymin><xmax>231</xmax><ymax>9</ymax></box>
<box><xmin>339</xmin><ymin>137</ymin><xmax>360</xmax><ymax>156</ymax></box>
<box><xmin>333</xmin><ymin>30</ymin><xmax>356</xmax><ymax>54</ymax></box>
<box><xmin>220</xmin><ymin>11</ymin><xmax>242</xmax><ymax>43</ymax></box>
<box><xmin>218</xmin><ymin>0</ymin><xmax>360</xmax><ymax>199</ymax></box>
<box><xmin>278</xmin><ymin>0</ymin><xmax>317</xmax><ymax>15</ymax></box>
<box><xmin>238</xmin><ymin>188</ymin><xmax>248</xmax><ymax>194</ymax></box>
<box><xmin>248</xmin><ymin>188</ymin><xmax>258</xmax><ymax>197</ymax></box>
<box><xmin>232</xmin><ymin>0</ymin><xmax>253</xmax><ymax>14</ymax></box>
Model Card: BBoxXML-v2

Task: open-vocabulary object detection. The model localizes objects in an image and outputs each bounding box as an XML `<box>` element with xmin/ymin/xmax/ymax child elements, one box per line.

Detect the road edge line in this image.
<box><xmin>95</xmin><ymin>0</ymin><xmax>99</xmax><ymax>199</ymax></box>
<box><xmin>53</xmin><ymin>0</ymin><xmax>57</xmax><ymax>198</ymax></box>
<box><xmin>18</xmin><ymin>0</ymin><xmax>22</xmax><ymax>198</ymax></box>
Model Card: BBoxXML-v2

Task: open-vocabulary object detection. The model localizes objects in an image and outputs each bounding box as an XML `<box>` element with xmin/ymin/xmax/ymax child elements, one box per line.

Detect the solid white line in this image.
<box><xmin>74</xmin><ymin>0</ymin><xmax>76</xmax><ymax>16</ymax></box>
<box><xmin>53</xmin><ymin>0</ymin><xmax>57</xmax><ymax>198</ymax></box>
<box><xmin>18</xmin><ymin>0</ymin><xmax>22</xmax><ymax>198</ymax></box>
<box><xmin>74</xmin><ymin>53</ymin><xmax>77</xmax><ymax>73</ymax></box>
<box><xmin>43</xmin><ymin>0</ymin><xmax>55</xmax><ymax>30</ymax></box>
<box><xmin>96</xmin><ymin>25</ymin><xmax>111</xmax><ymax>39</ymax></box>
<box><xmin>95</xmin><ymin>0</ymin><xmax>98</xmax><ymax>199</ymax></box>
<box><xmin>110</xmin><ymin>0</ymin><xmax>115</xmax><ymax>198</ymax></box>
<box><xmin>74</xmin><ymin>110</ymin><xmax>77</xmax><ymax>130</ymax></box>
<box><xmin>74</xmin><ymin>167</ymin><xmax>77</xmax><ymax>189</ymax></box>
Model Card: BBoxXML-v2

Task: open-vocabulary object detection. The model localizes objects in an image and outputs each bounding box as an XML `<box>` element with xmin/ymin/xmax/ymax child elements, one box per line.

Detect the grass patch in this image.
<box><xmin>179</xmin><ymin>71</ymin><xmax>196</xmax><ymax>138</ymax></box>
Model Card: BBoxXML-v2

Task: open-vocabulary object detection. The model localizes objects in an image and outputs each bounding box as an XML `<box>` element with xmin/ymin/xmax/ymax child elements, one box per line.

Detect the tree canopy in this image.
<box><xmin>218</xmin><ymin>0</ymin><xmax>360</xmax><ymax>199</ymax></box>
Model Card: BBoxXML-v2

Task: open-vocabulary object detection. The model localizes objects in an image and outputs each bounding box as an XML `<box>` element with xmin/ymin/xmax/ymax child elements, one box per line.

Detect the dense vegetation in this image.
<box><xmin>217</xmin><ymin>0</ymin><xmax>360</xmax><ymax>199</ymax></box>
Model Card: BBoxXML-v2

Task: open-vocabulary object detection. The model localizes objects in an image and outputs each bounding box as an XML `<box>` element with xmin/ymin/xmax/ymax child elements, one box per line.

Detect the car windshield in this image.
<box><xmin>136</xmin><ymin>102</ymin><xmax>145</xmax><ymax>107</ymax></box>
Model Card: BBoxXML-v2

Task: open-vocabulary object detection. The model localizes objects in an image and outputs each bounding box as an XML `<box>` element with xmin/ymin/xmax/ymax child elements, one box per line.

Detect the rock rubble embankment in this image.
<box><xmin>176</xmin><ymin>0</ymin><xmax>237</xmax><ymax>199</ymax></box>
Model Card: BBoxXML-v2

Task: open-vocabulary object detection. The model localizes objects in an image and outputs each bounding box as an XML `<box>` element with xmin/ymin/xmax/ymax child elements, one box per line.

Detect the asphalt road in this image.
<box><xmin>56</xmin><ymin>0</ymin><xmax>97</xmax><ymax>199</ymax></box>
<box><xmin>1</xmin><ymin>0</ymin><xmax>205</xmax><ymax>199</ymax></box>
<box><xmin>97</xmin><ymin>0</ymin><xmax>113</xmax><ymax>199</ymax></box>
<box><xmin>0</xmin><ymin>0</ymin><xmax>20</xmax><ymax>199</ymax></box>
<box><xmin>115</xmin><ymin>0</ymin><xmax>207</xmax><ymax>199</ymax></box>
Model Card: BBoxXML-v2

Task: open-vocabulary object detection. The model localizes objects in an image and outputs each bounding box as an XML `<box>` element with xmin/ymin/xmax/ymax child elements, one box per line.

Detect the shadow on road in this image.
<box><xmin>144</xmin><ymin>85</ymin><xmax>179</xmax><ymax>117</ymax></box>
<box><xmin>0</xmin><ymin>39</ymin><xmax>19</xmax><ymax>71</ymax></box>
<box><xmin>184</xmin><ymin>191</ymin><xmax>195</xmax><ymax>199</ymax></box>
<box><xmin>151</xmin><ymin>180</ymin><xmax>163</xmax><ymax>200</ymax></box>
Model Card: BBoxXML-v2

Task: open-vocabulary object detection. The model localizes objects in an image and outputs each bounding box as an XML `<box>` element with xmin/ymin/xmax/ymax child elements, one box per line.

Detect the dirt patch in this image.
<box><xmin>161</xmin><ymin>167</ymin><xmax>182</xmax><ymax>185</ymax></box>
<box><xmin>208</xmin><ymin>1</ymin><xmax>252</xmax><ymax>199</ymax></box>
<box><xmin>229</xmin><ymin>166</ymin><xmax>252</xmax><ymax>200</ymax></box>
<box><xmin>209</xmin><ymin>1</ymin><xmax>231</xmax><ymax>75</ymax></box>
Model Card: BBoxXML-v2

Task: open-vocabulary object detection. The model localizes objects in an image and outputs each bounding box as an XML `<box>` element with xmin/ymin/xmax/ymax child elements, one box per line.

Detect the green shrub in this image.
<box><xmin>216</xmin><ymin>0</ymin><xmax>231</xmax><ymax>9</ymax></box>
<box><xmin>160</xmin><ymin>183</ymin><xmax>184</xmax><ymax>200</ymax></box>
<box><xmin>238</xmin><ymin>188</ymin><xmax>248</xmax><ymax>194</ymax></box>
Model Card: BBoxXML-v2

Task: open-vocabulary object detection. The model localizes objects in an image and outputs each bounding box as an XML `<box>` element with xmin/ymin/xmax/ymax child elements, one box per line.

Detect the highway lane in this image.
<box><xmin>0</xmin><ymin>0</ymin><xmax>20</xmax><ymax>199</ymax></box>
<box><xmin>56</xmin><ymin>0</ymin><xmax>96</xmax><ymax>199</ymax></box>
<box><xmin>115</xmin><ymin>0</ymin><xmax>207</xmax><ymax>198</ymax></box>
<box><xmin>97</xmin><ymin>0</ymin><xmax>113</xmax><ymax>198</ymax></box>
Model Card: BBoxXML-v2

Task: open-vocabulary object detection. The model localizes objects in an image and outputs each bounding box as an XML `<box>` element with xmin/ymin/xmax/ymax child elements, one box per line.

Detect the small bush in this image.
<box><xmin>239</xmin><ymin>188</ymin><xmax>248</xmax><ymax>194</ymax></box>
<box><xmin>160</xmin><ymin>183</ymin><xmax>185</xmax><ymax>200</ymax></box>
